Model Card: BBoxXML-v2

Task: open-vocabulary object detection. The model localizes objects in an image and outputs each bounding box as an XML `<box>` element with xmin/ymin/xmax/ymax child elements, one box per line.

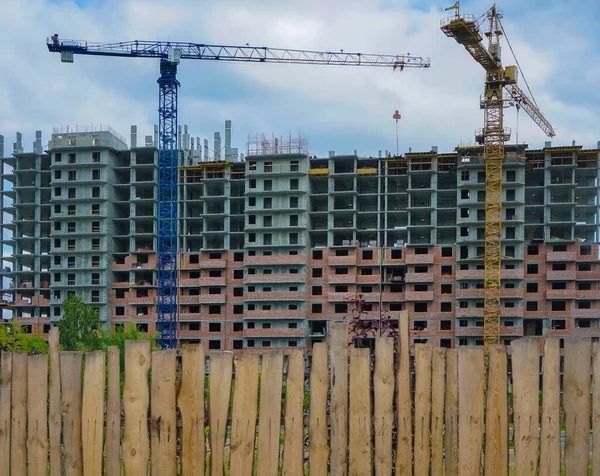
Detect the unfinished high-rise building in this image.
<box><xmin>1</xmin><ymin>125</ymin><xmax>599</xmax><ymax>350</ymax></box>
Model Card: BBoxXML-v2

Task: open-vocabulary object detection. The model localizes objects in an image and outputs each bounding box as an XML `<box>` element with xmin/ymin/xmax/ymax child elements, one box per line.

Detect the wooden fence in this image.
<box><xmin>0</xmin><ymin>317</ymin><xmax>599</xmax><ymax>475</ymax></box>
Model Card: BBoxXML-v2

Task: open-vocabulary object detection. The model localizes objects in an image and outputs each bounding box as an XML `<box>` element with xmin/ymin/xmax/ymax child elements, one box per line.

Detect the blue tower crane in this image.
<box><xmin>47</xmin><ymin>36</ymin><xmax>431</xmax><ymax>349</ymax></box>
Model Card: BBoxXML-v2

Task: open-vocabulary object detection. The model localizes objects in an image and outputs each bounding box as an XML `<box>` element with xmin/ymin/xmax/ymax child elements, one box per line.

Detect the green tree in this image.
<box><xmin>0</xmin><ymin>322</ymin><xmax>49</xmax><ymax>353</ymax></box>
<box><xmin>58</xmin><ymin>295</ymin><xmax>102</xmax><ymax>351</ymax></box>
<box><xmin>101</xmin><ymin>321</ymin><xmax>158</xmax><ymax>367</ymax></box>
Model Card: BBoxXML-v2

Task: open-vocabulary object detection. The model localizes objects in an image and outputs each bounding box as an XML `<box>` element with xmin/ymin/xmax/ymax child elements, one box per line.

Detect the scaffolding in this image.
<box><xmin>247</xmin><ymin>133</ymin><xmax>308</xmax><ymax>156</ymax></box>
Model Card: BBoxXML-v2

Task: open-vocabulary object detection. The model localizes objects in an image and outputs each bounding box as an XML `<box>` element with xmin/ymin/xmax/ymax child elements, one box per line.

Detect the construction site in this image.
<box><xmin>0</xmin><ymin>3</ymin><xmax>598</xmax><ymax>353</ymax></box>
<box><xmin>1</xmin><ymin>122</ymin><xmax>599</xmax><ymax>352</ymax></box>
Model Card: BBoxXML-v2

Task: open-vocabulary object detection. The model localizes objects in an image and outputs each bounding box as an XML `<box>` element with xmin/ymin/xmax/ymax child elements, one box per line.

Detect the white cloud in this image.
<box><xmin>0</xmin><ymin>0</ymin><xmax>598</xmax><ymax>156</ymax></box>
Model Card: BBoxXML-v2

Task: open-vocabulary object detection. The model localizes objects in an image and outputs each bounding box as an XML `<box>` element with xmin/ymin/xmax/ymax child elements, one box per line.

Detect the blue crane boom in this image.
<box><xmin>47</xmin><ymin>36</ymin><xmax>431</xmax><ymax>349</ymax></box>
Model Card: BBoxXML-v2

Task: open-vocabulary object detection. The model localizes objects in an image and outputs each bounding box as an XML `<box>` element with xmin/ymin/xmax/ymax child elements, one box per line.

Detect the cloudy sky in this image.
<box><xmin>1</xmin><ymin>0</ymin><xmax>598</xmax><ymax>157</ymax></box>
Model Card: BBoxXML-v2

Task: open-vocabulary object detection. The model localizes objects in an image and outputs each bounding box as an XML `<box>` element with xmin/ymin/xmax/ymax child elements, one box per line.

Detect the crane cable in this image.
<box><xmin>392</xmin><ymin>67</ymin><xmax>403</xmax><ymax>156</ymax></box>
<box><xmin>498</xmin><ymin>18</ymin><xmax>539</xmax><ymax>109</ymax></box>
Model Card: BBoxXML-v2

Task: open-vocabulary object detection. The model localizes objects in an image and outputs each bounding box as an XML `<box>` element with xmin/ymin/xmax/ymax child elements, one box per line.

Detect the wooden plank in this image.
<box><xmin>564</xmin><ymin>338</ymin><xmax>592</xmax><ymax>475</ymax></box>
<box><xmin>541</xmin><ymin>339</ymin><xmax>560</xmax><ymax>476</ymax></box>
<box><xmin>511</xmin><ymin>338</ymin><xmax>540</xmax><ymax>476</ymax></box>
<box><xmin>82</xmin><ymin>351</ymin><xmax>105</xmax><ymax>476</ymax></box>
<box><xmin>395</xmin><ymin>310</ymin><xmax>412</xmax><ymax>476</ymax></box>
<box><xmin>430</xmin><ymin>347</ymin><xmax>446</xmax><ymax>476</ymax></box>
<box><xmin>444</xmin><ymin>349</ymin><xmax>458</xmax><ymax>476</ymax></box>
<box><xmin>48</xmin><ymin>328</ymin><xmax>62</xmax><ymax>476</ymax></box>
<box><xmin>0</xmin><ymin>351</ymin><xmax>12</xmax><ymax>476</ymax></box>
<box><xmin>209</xmin><ymin>351</ymin><xmax>233</xmax><ymax>476</ymax></box>
<box><xmin>151</xmin><ymin>350</ymin><xmax>177</xmax><ymax>476</ymax></box>
<box><xmin>122</xmin><ymin>341</ymin><xmax>151</xmax><ymax>476</ymax></box>
<box><xmin>178</xmin><ymin>344</ymin><xmax>205</xmax><ymax>476</ymax></box>
<box><xmin>413</xmin><ymin>343</ymin><xmax>432</xmax><ymax>476</ymax></box>
<box><xmin>257</xmin><ymin>351</ymin><xmax>284</xmax><ymax>476</ymax></box>
<box><xmin>329</xmin><ymin>321</ymin><xmax>349</xmax><ymax>476</ymax></box>
<box><xmin>484</xmin><ymin>345</ymin><xmax>508</xmax><ymax>476</ymax></box>
<box><xmin>61</xmin><ymin>351</ymin><xmax>83</xmax><ymax>476</ymax></box>
<box><xmin>106</xmin><ymin>346</ymin><xmax>121</xmax><ymax>476</ymax></box>
<box><xmin>374</xmin><ymin>337</ymin><xmax>394</xmax><ymax>476</ymax></box>
<box><xmin>595</xmin><ymin>342</ymin><xmax>600</xmax><ymax>476</ymax></box>
<box><xmin>309</xmin><ymin>342</ymin><xmax>329</xmax><ymax>476</ymax></box>
<box><xmin>282</xmin><ymin>350</ymin><xmax>305</xmax><ymax>476</ymax></box>
<box><xmin>229</xmin><ymin>353</ymin><xmax>259</xmax><ymax>476</ymax></box>
<box><xmin>27</xmin><ymin>354</ymin><xmax>48</xmax><ymax>476</ymax></box>
<box><xmin>349</xmin><ymin>347</ymin><xmax>371</xmax><ymax>476</ymax></box>
<box><xmin>458</xmin><ymin>346</ymin><xmax>484</xmax><ymax>476</ymax></box>
<box><xmin>11</xmin><ymin>352</ymin><xmax>28</xmax><ymax>476</ymax></box>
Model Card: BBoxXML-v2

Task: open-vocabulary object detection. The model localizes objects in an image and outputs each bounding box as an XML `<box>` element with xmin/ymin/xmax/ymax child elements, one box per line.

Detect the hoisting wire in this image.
<box><xmin>392</xmin><ymin>64</ymin><xmax>403</xmax><ymax>157</ymax></box>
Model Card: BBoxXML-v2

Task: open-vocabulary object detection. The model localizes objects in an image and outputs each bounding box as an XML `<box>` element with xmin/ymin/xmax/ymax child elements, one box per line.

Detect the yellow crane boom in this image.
<box><xmin>441</xmin><ymin>2</ymin><xmax>554</xmax><ymax>347</ymax></box>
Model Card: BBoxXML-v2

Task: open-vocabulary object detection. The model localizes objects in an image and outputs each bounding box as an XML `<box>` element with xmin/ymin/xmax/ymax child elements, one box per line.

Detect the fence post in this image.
<box><xmin>309</xmin><ymin>342</ymin><xmax>328</xmax><ymax>475</ymax></box>
<box><xmin>48</xmin><ymin>328</ymin><xmax>62</xmax><ymax>476</ymax></box>
<box><xmin>540</xmin><ymin>338</ymin><xmax>560</xmax><ymax>476</ymax></box>
<box><xmin>27</xmin><ymin>354</ymin><xmax>49</xmax><ymax>475</ymax></box>
<box><xmin>349</xmin><ymin>347</ymin><xmax>371</xmax><ymax>475</ymax></box>
<box><xmin>564</xmin><ymin>338</ymin><xmax>592</xmax><ymax>475</ymax></box>
<box><xmin>484</xmin><ymin>345</ymin><xmax>508</xmax><ymax>476</ymax></box>
<box><xmin>431</xmin><ymin>347</ymin><xmax>447</xmax><ymax>476</ymax></box>
<box><xmin>82</xmin><ymin>351</ymin><xmax>105</xmax><ymax>476</ymax></box>
<box><xmin>11</xmin><ymin>352</ymin><xmax>28</xmax><ymax>476</ymax></box>
<box><xmin>329</xmin><ymin>322</ymin><xmax>349</xmax><ymax>476</ymax></box>
<box><xmin>0</xmin><ymin>351</ymin><xmax>12</xmax><ymax>476</ymax></box>
<box><xmin>122</xmin><ymin>341</ymin><xmax>151</xmax><ymax>476</ymax></box>
<box><xmin>458</xmin><ymin>346</ymin><xmax>484</xmax><ymax>476</ymax></box>
<box><xmin>395</xmin><ymin>310</ymin><xmax>412</xmax><ymax>476</ymax></box>
<box><xmin>60</xmin><ymin>351</ymin><xmax>83</xmax><ymax>476</ymax></box>
<box><xmin>209</xmin><ymin>351</ymin><xmax>233</xmax><ymax>476</ymax></box>
<box><xmin>257</xmin><ymin>351</ymin><xmax>284</xmax><ymax>476</ymax></box>
<box><xmin>178</xmin><ymin>344</ymin><xmax>205</xmax><ymax>476</ymax></box>
<box><xmin>413</xmin><ymin>343</ymin><xmax>433</xmax><ymax>475</ymax></box>
<box><xmin>282</xmin><ymin>350</ymin><xmax>305</xmax><ymax>476</ymax></box>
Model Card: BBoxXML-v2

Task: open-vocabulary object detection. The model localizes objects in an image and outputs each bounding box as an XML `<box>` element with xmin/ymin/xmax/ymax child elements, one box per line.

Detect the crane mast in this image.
<box><xmin>442</xmin><ymin>2</ymin><xmax>554</xmax><ymax>347</ymax></box>
<box><xmin>47</xmin><ymin>36</ymin><xmax>430</xmax><ymax>348</ymax></box>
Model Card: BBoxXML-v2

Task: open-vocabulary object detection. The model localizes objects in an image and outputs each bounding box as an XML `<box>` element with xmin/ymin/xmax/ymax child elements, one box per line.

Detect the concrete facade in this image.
<box><xmin>1</xmin><ymin>127</ymin><xmax>600</xmax><ymax>351</ymax></box>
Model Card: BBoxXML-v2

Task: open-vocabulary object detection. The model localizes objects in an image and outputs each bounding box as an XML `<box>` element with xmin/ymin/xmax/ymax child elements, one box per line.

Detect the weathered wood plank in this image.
<box><xmin>594</xmin><ymin>342</ymin><xmax>600</xmax><ymax>476</ymax></box>
<box><xmin>282</xmin><ymin>350</ymin><xmax>305</xmax><ymax>476</ymax></box>
<box><xmin>444</xmin><ymin>349</ymin><xmax>458</xmax><ymax>476</ymax></box>
<box><xmin>413</xmin><ymin>343</ymin><xmax>433</xmax><ymax>476</ymax></box>
<box><xmin>151</xmin><ymin>350</ymin><xmax>177</xmax><ymax>476</ymax></box>
<box><xmin>106</xmin><ymin>346</ymin><xmax>121</xmax><ymax>476</ymax></box>
<box><xmin>229</xmin><ymin>353</ymin><xmax>259</xmax><ymax>476</ymax></box>
<box><xmin>257</xmin><ymin>351</ymin><xmax>284</xmax><ymax>476</ymax></box>
<box><xmin>178</xmin><ymin>344</ymin><xmax>205</xmax><ymax>476</ymax></box>
<box><xmin>374</xmin><ymin>337</ymin><xmax>394</xmax><ymax>476</ymax></box>
<box><xmin>122</xmin><ymin>341</ymin><xmax>151</xmax><ymax>476</ymax></box>
<box><xmin>484</xmin><ymin>345</ymin><xmax>508</xmax><ymax>476</ymax></box>
<box><xmin>431</xmin><ymin>347</ymin><xmax>446</xmax><ymax>476</ymax></box>
<box><xmin>27</xmin><ymin>354</ymin><xmax>48</xmax><ymax>476</ymax></box>
<box><xmin>209</xmin><ymin>351</ymin><xmax>233</xmax><ymax>476</ymax></box>
<box><xmin>329</xmin><ymin>321</ymin><xmax>349</xmax><ymax>476</ymax></box>
<box><xmin>81</xmin><ymin>351</ymin><xmax>105</xmax><ymax>476</ymax></box>
<box><xmin>511</xmin><ymin>338</ymin><xmax>540</xmax><ymax>476</ymax></box>
<box><xmin>349</xmin><ymin>347</ymin><xmax>371</xmax><ymax>476</ymax></box>
<box><xmin>458</xmin><ymin>346</ymin><xmax>484</xmax><ymax>476</ymax></box>
<box><xmin>0</xmin><ymin>351</ymin><xmax>12</xmax><ymax>476</ymax></box>
<box><xmin>309</xmin><ymin>342</ymin><xmax>329</xmax><ymax>475</ymax></box>
<box><xmin>396</xmin><ymin>310</ymin><xmax>412</xmax><ymax>476</ymax></box>
<box><xmin>564</xmin><ymin>338</ymin><xmax>592</xmax><ymax>475</ymax></box>
<box><xmin>541</xmin><ymin>338</ymin><xmax>560</xmax><ymax>476</ymax></box>
<box><xmin>48</xmin><ymin>328</ymin><xmax>62</xmax><ymax>476</ymax></box>
<box><xmin>61</xmin><ymin>351</ymin><xmax>83</xmax><ymax>476</ymax></box>
<box><xmin>11</xmin><ymin>352</ymin><xmax>28</xmax><ymax>476</ymax></box>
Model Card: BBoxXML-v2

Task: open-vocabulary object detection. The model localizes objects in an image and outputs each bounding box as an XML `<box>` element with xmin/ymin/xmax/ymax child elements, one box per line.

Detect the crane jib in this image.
<box><xmin>46</xmin><ymin>34</ymin><xmax>430</xmax><ymax>348</ymax></box>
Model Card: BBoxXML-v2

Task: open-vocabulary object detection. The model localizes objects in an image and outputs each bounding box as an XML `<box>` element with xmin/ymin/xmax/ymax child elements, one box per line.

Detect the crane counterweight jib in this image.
<box><xmin>46</xmin><ymin>38</ymin><xmax>431</xmax><ymax>68</ymax></box>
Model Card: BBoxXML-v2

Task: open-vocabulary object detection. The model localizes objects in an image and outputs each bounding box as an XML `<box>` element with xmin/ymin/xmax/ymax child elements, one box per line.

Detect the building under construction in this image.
<box><xmin>1</xmin><ymin>124</ymin><xmax>599</xmax><ymax>351</ymax></box>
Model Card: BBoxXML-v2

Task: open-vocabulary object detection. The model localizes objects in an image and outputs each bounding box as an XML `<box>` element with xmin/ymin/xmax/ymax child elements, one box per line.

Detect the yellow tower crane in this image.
<box><xmin>441</xmin><ymin>2</ymin><xmax>555</xmax><ymax>347</ymax></box>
